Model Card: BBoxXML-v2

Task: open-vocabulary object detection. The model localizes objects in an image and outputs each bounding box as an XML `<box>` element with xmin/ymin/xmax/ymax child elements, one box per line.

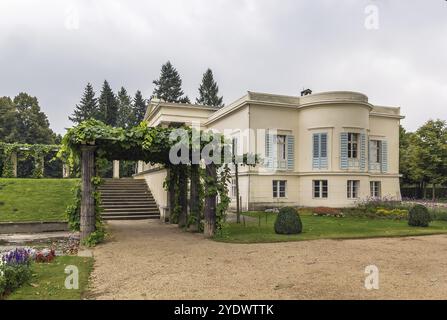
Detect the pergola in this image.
<box><xmin>60</xmin><ymin>120</ymin><xmax>225</xmax><ymax>241</ymax></box>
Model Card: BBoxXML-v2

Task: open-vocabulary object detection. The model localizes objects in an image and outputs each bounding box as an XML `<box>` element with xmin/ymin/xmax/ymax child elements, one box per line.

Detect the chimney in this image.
<box><xmin>300</xmin><ymin>88</ymin><xmax>312</xmax><ymax>96</ymax></box>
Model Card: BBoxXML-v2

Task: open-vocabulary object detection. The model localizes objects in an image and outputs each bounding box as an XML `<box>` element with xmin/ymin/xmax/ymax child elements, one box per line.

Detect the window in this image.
<box><xmin>277</xmin><ymin>135</ymin><xmax>286</xmax><ymax>160</ymax></box>
<box><xmin>347</xmin><ymin>180</ymin><xmax>360</xmax><ymax>199</ymax></box>
<box><xmin>370</xmin><ymin>140</ymin><xmax>381</xmax><ymax>163</ymax></box>
<box><xmin>313</xmin><ymin>180</ymin><xmax>328</xmax><ymax>198</ymax></box>
<box><xmin>273</xmin><ymin>180</ymin><xmax>286</xmax><ymax>198</ymax></box>
<box><xmin>370</xmin><ymin>181</ymin><xmax>381</xmax><ymax>198</ymax></box>
<box><xmin>348</xmin><ymin>133</ymin><xmax>359</xmax><ymax>158</ymax></box>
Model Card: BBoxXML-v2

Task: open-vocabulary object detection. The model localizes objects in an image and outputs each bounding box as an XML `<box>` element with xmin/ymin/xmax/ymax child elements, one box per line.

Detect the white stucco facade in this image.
<box><xmin>135</xmin><ymin>91</ymin><xmax>404</xmax><ymax>212</ymax></box>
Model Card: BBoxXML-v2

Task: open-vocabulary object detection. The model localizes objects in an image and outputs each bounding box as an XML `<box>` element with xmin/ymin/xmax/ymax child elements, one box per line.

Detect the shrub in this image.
<box><xmin>408</xmin><ymin>204</ymin><xmax>432</xmax><ymax>227</ymax></box>
<box><xmin>274</xmin><ymin>207</ymin><xmax>302</xmax><ymax>235</ymax></box>
<box><xmin>312</xmin><ymin>207</ymin><xmax>343</xmax><ymax>217</ymax></box>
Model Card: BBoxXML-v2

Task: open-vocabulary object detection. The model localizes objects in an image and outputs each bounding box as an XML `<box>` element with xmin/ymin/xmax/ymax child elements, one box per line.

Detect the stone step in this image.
<box><xmin>101</xmin><ymin>200</ymin><xmax>156</xmax><ymax>205</ymax></box>
<box><xmin>102</xmin><ymin>215</ymin><xmax>160</xmax><ymax>221</ymax></box>
<box><xmin>103</xmin><ymin>206</ymin><xmax>158</xmax><ymax>211</ymax></box>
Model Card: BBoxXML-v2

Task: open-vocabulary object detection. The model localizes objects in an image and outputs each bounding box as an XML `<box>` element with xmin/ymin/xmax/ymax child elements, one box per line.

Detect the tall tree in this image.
<box><xmin>116</xmin><ymin>87</ymin><xmax>133</xmax><ymax>128</ymax></box>
<box><xmin>414</xmin><ymin>120</ymin><xmax>447</xmax><ymax>200</ymax></box>
<box><xmin>13</xmin><ymin>93</ymin><xmax>55</xmax><ymax>144</ymax></box>
<box><xmin>196</xmin><ymin>68</ymin><xmax>224</xmax><ymax>107</ymax></box>
<box><xmin>152</xmin><ymin>61</ymin><xmax>190</xmax><ymax>103</ymax></box>
<box><xmin>98</xmin><ymin>80</ymin><xmax>118</xmax><ymax>126</ymax></box>
<box><xmin>0</xmin><ymin>96</ymin><xmax>18</xmax><ymax>142</ymax></box>
<box><xmin>132</xmin><ymin>90</ymin><xmax>147</xmax><ymax>126</ymax></box>
<box><xmin>69</xmin><ymin>83</ymin><xmax>98</xmax><ymax>124</ymax></box>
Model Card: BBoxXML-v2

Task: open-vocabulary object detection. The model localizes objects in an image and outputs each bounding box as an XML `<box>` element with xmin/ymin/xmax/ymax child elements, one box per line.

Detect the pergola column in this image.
<box><xmin>62</xmin><ymin>163</ymin><xmax>70</xmax><ymax>178</ymax></box>
<box><xmin>11</xmin><ymin>152</ymin><xmax>18</xmax><ymax>177</ymax></box>
<box><xmin>203</xmin><ymin>163</ymin><xmax>217</xmax><ymax>237</ymax></box>
<box><xmin>80</xmin><ymin>145</ymin><xmax>96</xmax><ymax>241</ymax></box>
<box><xmin>113</xmin><ymin>160</ymin><xmax>120</xmax><ymax>179</ymax></box>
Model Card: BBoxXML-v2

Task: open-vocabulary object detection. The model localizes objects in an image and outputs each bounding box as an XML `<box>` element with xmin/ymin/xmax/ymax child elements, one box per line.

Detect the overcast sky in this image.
<box><xmin>0</xmin><ymin>0</ymin><xmax>446</xmax><ymax>134</ymax></box>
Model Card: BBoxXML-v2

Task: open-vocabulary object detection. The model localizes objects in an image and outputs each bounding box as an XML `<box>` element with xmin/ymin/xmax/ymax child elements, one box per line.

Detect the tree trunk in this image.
<box><xmin>168</xmin><ymin>168</ymin><xmax>177</xmax><ymax>224</ymax></box>
<box><xmin>432</xmin><ymin>183</ymin><xmax>436</xmax><ymax>201</ymax></box>
<box><xmin>80</xmin><ymin>146</ymin><xmax>96</xmax><ymax>241</ymax></box>
<box><xmin>189</xmin><ymin>164</ymin><xmax>200</xmax><ymax>232</ymax></box>
<box><xmin>204</xmin><ymin>163</ymin><xmax>217</xmax><ymax>237</ymax></box>
<box><xmin>178</xmin><ymin>165</ymin><xmax>188</xmax><ymax>228</ymax></box>
<box><xmin>235</xmin><ymin>163</ymin><xmax>240</xmax><ymax>223</ymax></box>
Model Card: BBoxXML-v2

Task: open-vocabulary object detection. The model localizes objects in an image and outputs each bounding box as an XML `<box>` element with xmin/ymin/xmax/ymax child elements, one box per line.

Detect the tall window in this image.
<box><xmin>370</xmin><ymin>140</ymin><xmax>381</xmax><ymax>163</ymax></box>
<box><xmin>348</xmin><ymin>133</ymin><xmax>359</xmax><ymax>158</ymax></box>
<box><xmin>276</xmin><ymin>135</ymin><xmax>287</xmax><ymax>169</ymax></box>
<box><xmin>347</xmin><ymin>180</ymin><xmax>360</xmax><ymax>198</ymax></box>
<box><xmin>370</xmin><ymin>181</ymin><xmax>381</xmax><ymax>198</ymax></box>
<box><xmin>313</xmin><ymin>180</ymin><xmax>328</xmax><ymax>198</ymax></box>
<box><xmin>273</xmin><ymin>180</ymin><xmax>286</xmax><ymax>198</ymax></box>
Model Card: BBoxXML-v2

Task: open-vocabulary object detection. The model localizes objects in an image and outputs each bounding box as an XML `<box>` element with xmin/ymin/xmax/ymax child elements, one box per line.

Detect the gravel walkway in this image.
<box><xmin>89</xmin><ymin>220</ymin><xmax>447</xmax><ymax>300</ymax></box>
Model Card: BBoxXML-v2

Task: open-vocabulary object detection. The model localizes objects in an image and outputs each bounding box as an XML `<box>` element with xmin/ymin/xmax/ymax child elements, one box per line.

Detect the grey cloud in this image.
<box><xmin>0</xmin><ymin>0</ymin><xmax>446</xmax><ymax>134</ymax></box>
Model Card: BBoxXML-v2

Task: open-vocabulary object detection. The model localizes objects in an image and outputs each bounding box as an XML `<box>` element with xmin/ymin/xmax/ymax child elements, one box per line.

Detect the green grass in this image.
<box><xmin>0</xmin><ymin>178</ymin><xmax>78</xmax><ymax>222</ymax></box>
<box><xmin>214</xmin><ymin>211</ymin><xmax>447</xmax><ymax>243</ymax></box>
<box><xmin>7</xmin><ymin>256</ymin><xmax>93</xmax><ymax>300</ymax></box>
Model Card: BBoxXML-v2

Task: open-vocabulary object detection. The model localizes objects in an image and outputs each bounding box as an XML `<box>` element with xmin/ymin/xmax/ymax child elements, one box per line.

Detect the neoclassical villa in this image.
<box><xmin>134</xmin><ymin>90</ymin><xmax>403</xmax><ymax>218</ymax></box>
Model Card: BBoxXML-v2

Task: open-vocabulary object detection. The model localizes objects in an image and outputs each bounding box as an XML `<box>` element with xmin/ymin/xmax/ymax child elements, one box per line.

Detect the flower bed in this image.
<box><xmin>0</xmin><ymin>247</ymin><xmax>57</xmax><ymax>299</ymax></box>
<box><xmin>312</xmin><ymin>207</ymin><xmax>343</xmax><ymax>217</ymax></box>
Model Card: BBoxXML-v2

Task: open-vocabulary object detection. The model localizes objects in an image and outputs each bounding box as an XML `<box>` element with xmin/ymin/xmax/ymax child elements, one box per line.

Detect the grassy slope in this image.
<box><xmin>7</xmin><ymin>256</ymin><xmax>93</xmax><ymax>300</ymax></box>
<box><xmin>214</xmin><ymin>212</ymin><xmax>447</xmax><ymax>243</ymax></box>
<box><xmin>0</xmin><ymin>178</ymin><xmax>78</xmax><ymax>222</ymax></box>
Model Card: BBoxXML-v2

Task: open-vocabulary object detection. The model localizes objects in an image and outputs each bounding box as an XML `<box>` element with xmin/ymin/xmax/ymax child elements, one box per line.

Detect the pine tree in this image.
<box><xmin>152</xmin><ymin>61</ymin><xmax>189</xmax><ymax>103</ymax></box>
<box><xmin>69</xmin><ymin>83</ymin><xmax>98</xmax><ymax>124</ymax></box>
<box><xmin>196</xmin><ymin>68</ymin><xmax>224</xmax><ymax>107</ymax></box>
<box><xmin>98</xmin><ymin>80</ymin><xmax>118</xmax><ymax>126</ymax></box>
<box><xmin>132</xmin><ymin>90</ymin><xmax>147</xmax><ymax>126</ymax></box>
<box><xmin>116</xmin><ymin>87</ymin><xmax>133</xmax><ymax>128</ymax></box>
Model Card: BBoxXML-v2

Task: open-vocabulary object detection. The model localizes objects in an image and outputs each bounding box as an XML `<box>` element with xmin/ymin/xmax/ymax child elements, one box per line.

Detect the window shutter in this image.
<box><xmin>340</xmin><ymin>132</ymin><xmax>348</xmax><ymax>169</ymax></box>
<box><xmin>320</xmin><ymin>133</ymin><xmax>328</xmax><ymax>169</ymax></box>
<box><xmin>287</xmin><ymin>135</ymin><xmax>294</xmax><ymax>171</ymax></box>
<box><xmin>265</xmin><ymin>131</ymin><xmax>274</xmax><ymax>170</ymax></box>
<box><xmin>360</xmin><ymin>133</ymin><xmax>366</xmax><ymax>171</ymax></box>
<box><xmin>368</xmin><ymin>139</ymin><xmax>372</xmax><ymax>171</ymax></box>
<box><xmin>381</xmin><ymin>140</ymin><xmax>388</xmax><ymax>173</ymax></box>
<box><xmin>312</xmin><ymin>134</ymin><xmax>320</xmax><ymax>169</ymax></box>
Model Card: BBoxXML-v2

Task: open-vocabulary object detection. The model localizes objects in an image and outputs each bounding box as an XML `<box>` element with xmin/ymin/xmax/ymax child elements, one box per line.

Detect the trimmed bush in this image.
<box><xmin>274</xmin><ymin>207</ymin><xmax>302</xmax><ymax>235</ymax></box>
<box><xmin>408</xmin><ymin>204</ymin><xmax>431</xmax><ymax>227</ymax></box>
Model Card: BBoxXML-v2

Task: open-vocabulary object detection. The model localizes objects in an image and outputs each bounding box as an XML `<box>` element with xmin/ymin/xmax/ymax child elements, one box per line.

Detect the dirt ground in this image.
<box><xmin>89</xmin><ymin>220</ymin><xmax>447</xmax><ymax>300</ymax></box>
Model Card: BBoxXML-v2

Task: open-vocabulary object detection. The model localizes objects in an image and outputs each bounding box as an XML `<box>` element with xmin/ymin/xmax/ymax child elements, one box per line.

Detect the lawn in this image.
<box><xmin>214</xmin><ymin>211</ymin><xmax>447</xmax><ymax>243</ymax></box>
<box><xmin>0</xmin><ymin>178</ymin><xmax>78</xmax><ymax>222</ymax></box>
<box><xmin>7</xmin><ymin>256</ymin><xmax>93</xmax><ymax>300</ymax></box>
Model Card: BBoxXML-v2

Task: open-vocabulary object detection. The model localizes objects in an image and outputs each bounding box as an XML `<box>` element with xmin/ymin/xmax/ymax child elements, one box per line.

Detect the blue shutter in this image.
<box><xmin>381</xmin><ymin>140</ymin><xmax>388</xmax><ymax>173</ymax></box>
<box><xmin>320</xmin><ymin>133</ymin><xmax>328</xmax><ymax>169</ymax></box>
<box><xmin>312</xmin><ymin>134</ymin><xmax>320</xmax><ymax>169</ymax></box>
<box><xmin>340</xmin><ymin>132</ymin><xmax>348</xmax><ymax>169</ymax></box>
<box><xmin>360</xmin><ymin>133</ymin><xmax>366</xmax><ymax>171</ymax></box>
<box><xmin>287</xmin><ymin>135</ymin><xmax>294</xmax><ymax>171</ymax></box>
<box><xmin>265</xmin><ymin>131</ymin><xmax>274</xmax><ymax>170</ymax></box>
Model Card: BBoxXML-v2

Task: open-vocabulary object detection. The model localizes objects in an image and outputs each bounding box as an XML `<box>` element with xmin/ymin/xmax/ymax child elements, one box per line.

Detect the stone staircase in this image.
<box><xmin>99</xmin><ymin>178</ymin><xmax>160</xmax><ymax>220</ymax></box>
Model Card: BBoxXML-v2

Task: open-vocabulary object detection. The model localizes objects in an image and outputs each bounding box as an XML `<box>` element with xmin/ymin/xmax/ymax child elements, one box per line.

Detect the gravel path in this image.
<box><xmin>89</xmin><ymin>220</ymin><xmax>447</xmax><ymax>300</ymax></box>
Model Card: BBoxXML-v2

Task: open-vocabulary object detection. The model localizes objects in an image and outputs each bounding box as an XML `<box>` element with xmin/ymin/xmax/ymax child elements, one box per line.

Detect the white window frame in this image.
<box><xmin>347</xmin><ymin>133</ymin><xmax>359</xmax><ymax>159</ymax></box>
<box><xmin>313</xmin><ymin>180</ymin><xmax>328</xmax><ymax>198</ymax></box>
<box><xmin>275</xmin><ymin>135</ymin><xmax>287</xmax><ymax>170</ymax></box>
<box><xmin>273</xmin><ymin>180</ymin><xmax>287</xmax><ymax>198</ymax></box>
<box><xmin>347</xmin><ymin>180</ymin><xmax>360</xmax><ymax>199</ymax></box>
<box><xmin>370</xmin><ymin>181</ymin><xmax>381</xmax><ymax>198</ymax></box>
<box><xmin>231</xmin><ymin>178</ymin><xmax>237</xmax><ymax>199</ymax></box>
